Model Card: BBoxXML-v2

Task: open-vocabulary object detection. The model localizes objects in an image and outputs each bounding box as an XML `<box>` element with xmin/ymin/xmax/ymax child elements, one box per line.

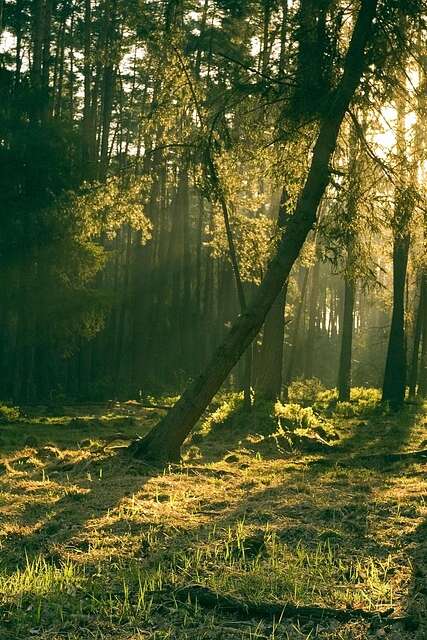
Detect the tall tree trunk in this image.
<box><xmin>181</xmin><ymin>168</ymin><xmax>193</xmax><ymax>372</ymax></box>
<box><xmin>113</xmin><ymin>227</ymin><xmax>132</xmax><ymax>390</ymax></box>
<box><xmin>32</xmin><ymin>0</ymin><xmax>43</xmax><ymax>79</ymax></box>
<box><xmin>278</xmin><ymin>0</ymin><xmax>289</xmax><ymax>79</ymax></box>
<box><xmin>408</xmin><ymin>272</ymin><xmax>425</xmax><ymax>397</ymax></box>
<box><xmin>337</xmin><ymin>274</ymin><xmax>355</xmax><ymax>401</ymax></box>
<box><xmin>256</xmin><ymin>283</ymin><xmax>288</xmax><ymax>401</ymax></box>
<box><xmin>283</xmin><ymin>267</ymin><xmax>309</xmax><ymax>391</ymax></box>
<box><xmin>382</xmin><ymin>78</ymin><xmax>412</xmax><ymax>408</ymax></box>
<box><xmin>256</xmin><ymin>188</ymin><xmax>289</xmax><ymax>401</ymax></box>
<box><xmin>99</xmin><ymin>0</ymin><xmax>117</xmax><ymax>180</ymax></box>
<box><xmin>81</xmin><ymin>0</ymin><xmax>92</xmax><ymax>172</ymax></box>
<box><xmin>41</xmin><ymin>0</ymin><xmax>53</xmax><ymax>118</ymax></box>
<box><xmin>203</xmin><ymin>205</ymin><xmax>215</xmax><ymax>362</ymax></box>
<box><xmin>337</xmin><ymin>118</ymin><xmax>360</xmax><ymax>400</ymax></box>
<box><xmin>68</xmin><ymin>9</ymin><xmax>75</xmax><ymax>119</ymax></box>
<box><xmin>294</xmin><ymin>0</ymin><xmax>330</xmax><ymax>119</ymax></box>
<box><xmin>194</xmin><ymin>0</ymin><xmax>209</xmax><ymax>78</ymax></box>
<box><xmin>260</xmin><ymin>3</ymin><xmax>271</xmax><ymax>74</ymax></box>
<box><xmin>15</xmin><ymin>0</ymin><xmax>23</xmax><ymax>86</ymax></box>
<box><xmin>128</xmin><ymin>0</ymin><xmax>378</xmax><ymax>463</ymax></box>
<box><xmin>417</xmin><ymin>274</ymin><xmax>427</xmax><ymax>398</ymax></box>
<box><xmin>304</xmin><ymin>258</ymin><xmax>320</xmax><ymax>378</ymax></box>
<box><xmin>382</xmin><ymin>234</ymin><xmax>410</xmax><ymax>406</ymax></box>
<box><xmin>53</xmin><ymin>12</ymin><xmax>66</xmax><ymax>118</ymax></box>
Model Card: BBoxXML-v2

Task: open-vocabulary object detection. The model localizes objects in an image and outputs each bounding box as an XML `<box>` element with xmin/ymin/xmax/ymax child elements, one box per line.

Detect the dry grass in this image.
<box><xmin>0</xmin><ymin>397</ymin><xmax>426</xmax><ymax>639</ymax></box>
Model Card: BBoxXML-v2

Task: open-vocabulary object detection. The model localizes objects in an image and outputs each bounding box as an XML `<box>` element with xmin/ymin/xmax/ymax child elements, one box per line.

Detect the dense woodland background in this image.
<box><xmin>0</xmin><ymin>0</ymin><xmax>426</xmax><ymax>409</ymax></box>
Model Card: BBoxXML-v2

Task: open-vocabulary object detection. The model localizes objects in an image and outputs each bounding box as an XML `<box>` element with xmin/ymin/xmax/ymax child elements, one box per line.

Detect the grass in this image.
<box><xmin>0</xmin><ymin>393</ymin><xmax>426</xmax><ymax>639</ymax></box>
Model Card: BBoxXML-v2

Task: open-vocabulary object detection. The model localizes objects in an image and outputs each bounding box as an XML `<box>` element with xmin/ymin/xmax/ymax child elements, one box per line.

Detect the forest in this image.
<box><xmin>0</xmin><ymin>0</ymin><xmax>426</xmax><ymax>639</ymax></box>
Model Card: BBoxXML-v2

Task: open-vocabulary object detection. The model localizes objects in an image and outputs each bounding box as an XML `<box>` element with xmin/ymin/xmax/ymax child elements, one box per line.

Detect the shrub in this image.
<box><xmin>275</xmin><ymin>402</ymin><xmax>319</xmax><ymax>430</ymax></box>
<box><xmin>288</xmin><ymin>378</ymin><xmax>325</xmax><ymax>405</ymax></box>
<box><xmin>0</xmin><ymin>403</ymin><xmax>21</xmax><ymax>423</ymax></box>
<box><xmin>334</xmin><ymin>388</ymin><xmax>382</xmax><ymax>417</ymax></box>
<box><xmin>274</xmin><ymin>401</ymin><xmax>337</xmax><ymax>442</ymax></box>
<box><xmin>351</xmin><ymin>387</ymin><xmax>381</xmax><ymax>404</ymax></box>
<box><xmin>313</xmin><ymin>388</ymin><xmax>338</xmax><ymax>412</ymax></box>
<box><xmin>333</xmin><ymin>401</ymin><xmax>355</xmax><ymax>417</ymax></box>
<box><xmin>201</xmin><ymin>392</ymin><xmax>338</xmax><ymax>449</ymax></box>
<box><xmin>202</xmin><ymin>392</ymin><xmax>245</xmax><ymax>433</ymax></box>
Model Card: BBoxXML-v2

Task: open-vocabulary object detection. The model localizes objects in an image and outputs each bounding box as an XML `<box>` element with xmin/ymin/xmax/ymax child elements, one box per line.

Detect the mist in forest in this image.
<box><xmin>1</xmin><ymin>4</ymin><xmax>426</xmax><ymax>415</ymax></box>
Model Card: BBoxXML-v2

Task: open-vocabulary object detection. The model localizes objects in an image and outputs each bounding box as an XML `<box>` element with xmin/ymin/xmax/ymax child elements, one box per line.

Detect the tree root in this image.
<box><xmin>174</xmin><ymin>584</ymin><xmax>411</xmax><ymax>625</ymax></box>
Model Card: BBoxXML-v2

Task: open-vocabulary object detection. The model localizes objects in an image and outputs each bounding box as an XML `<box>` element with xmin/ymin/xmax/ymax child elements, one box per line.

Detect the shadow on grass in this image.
<box><xmin>337</xmin><ymin>403</ymin><xmax>423</xmax><ymax>455</ymax></box>
<box><xmin>0</xmin><ymin>402</ymin><xmax>162</xmax><ymax>452</ymax></box>
<box><xmin>0</xmin><ymin>437</ymin><xmax>158</xmax><ymax>569</ymax></box>
<box><xmin>0</xmin><ymin>401</ymin><xmax>425</xmax><ymax>639</ymax></box>
<box><xmin>405</xmin><ymin>515</ymin><xmax>427</xmax><ymax>631</ymax></box>
<box><xmin>193</xmin><ymin>401</ymin><xmax>423</xmax><ymax>465</ymax></box>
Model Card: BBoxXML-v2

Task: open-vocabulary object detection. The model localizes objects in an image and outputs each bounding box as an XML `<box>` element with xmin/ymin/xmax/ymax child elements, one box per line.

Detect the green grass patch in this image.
<box><xmin>0</xmin><ymin>395</ymin><xmax>425</xmax><ymax>639</ymax></box>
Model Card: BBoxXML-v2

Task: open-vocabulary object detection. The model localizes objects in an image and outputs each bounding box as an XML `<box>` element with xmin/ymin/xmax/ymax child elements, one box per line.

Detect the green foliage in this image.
<box><xmin>0</xmin><ymin>403</ymin><xmax>21</xmax><ymax>424</ymax></box>
<box><xmin>53</xmin><ymin>177</ymin><xmax>152</xmax><ymax>243</ymax></box>
<box><xmin>274</xmin><ymin>402</ymin><xmax>319</xmax><ymax>431</ymax></box>
<box><xmin>334</xmin><ymin>388</ymin><xmax>383</xmax><ymax>418</ymax></box>
<box><xmin>200</xmin><ymin>391</ymin><xmax>338</xmax><ymax>449</ymax></box>
<box><xmin>202</xmin><ymin>392</ymin><xmax>245</xmax><ymax>434</ymax></box>
<box><xmin>288</xmin><ymin>378</ymin><xmax>326</xmax><ymax>405</ymax></box>
<box><xmin>274</xmin><ymin>401</ymin><xmax>337</xmax><ymax>447</ymax></box>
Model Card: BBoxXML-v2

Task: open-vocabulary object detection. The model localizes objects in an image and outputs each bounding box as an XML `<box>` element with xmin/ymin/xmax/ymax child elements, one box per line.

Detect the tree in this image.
<box><xmin>382</xmin><ymin>71</ymin><xmax>413</xmax><ymax>408</ymax></box>
<box><xmin>337</xmin><ymin>122</ymin><xmax>360</xmax><ymax>401</ymax></box>
<box><xmin>129</xmin><ymin>0</ymin><xmax>379</xmax><ymax>463</ymax></box>
<box><xmin>256</xmin><ymin>189</ymin><xmax>289</xmax><ymax>401</ymax></box>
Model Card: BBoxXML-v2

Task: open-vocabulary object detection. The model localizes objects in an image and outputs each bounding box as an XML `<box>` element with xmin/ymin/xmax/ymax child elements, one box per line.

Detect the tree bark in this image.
<box><xmin>256</xmin><ymin>283</ymin><xmax>288</xmax><ymax>401</ymax></box>
<box><xmin>283</xmin><ymin>267</ymin><xmax>309</xmax><ymax>391</ymax></box>
<box><xmin>278</xmin><ymin>0</ymin><xmax>289</xmax><ymax>80</ymax></box>
<box><xmin>382</xmin><ymin>233</ymin><xmax>410</xmax><ymax>407</ymax></box>
<box><xmin>417</xmin><ymin>273</ymin><xmax>427</xmax><ymax>398</ymax></box>
<box><xmin>128</xmin><ymin>0</ymin><xmax>378</xmax><ymax>463</ymax></box>
<box><xmin>256</xmin><ymin>189</ymin><xmax>290</xmax><ymax>401</ymax></box>
<box><xmin>304</xmin><ymin>258</ymin><xmax>320</xmax><ymax>378</ymax></box>
<box><xmin>337</xmin><ymin>118</ymin><xmax>359</xmax><ymax>400</ymax></box>
<box><xmin>337</xmin><ymin>275</ymin><xmax>355</xmax><ymax>401</ymax></box>
<box><xmin>382</xmin><ymin>50</ymin><xmax>412</xmax><ymax>408</ymax></box>
<box><xmin>408</xmin><ymin>272</ymin><xmax>425</xmax><ymax>397</ymax></box>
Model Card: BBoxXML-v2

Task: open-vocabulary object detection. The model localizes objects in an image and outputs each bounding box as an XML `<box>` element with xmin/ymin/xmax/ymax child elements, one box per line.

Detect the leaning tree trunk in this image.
<box><xmin>128</xmin><ymin>0</ymin><xmax>378</xmax><ymax>463</ymax></box>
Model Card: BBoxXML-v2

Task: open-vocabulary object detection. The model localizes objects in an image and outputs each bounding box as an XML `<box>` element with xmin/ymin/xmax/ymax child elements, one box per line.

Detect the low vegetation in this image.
<box><xmin>0</xmin><ymin>393</ymin><xmax>425</xmax><ymax>639</ymax></box>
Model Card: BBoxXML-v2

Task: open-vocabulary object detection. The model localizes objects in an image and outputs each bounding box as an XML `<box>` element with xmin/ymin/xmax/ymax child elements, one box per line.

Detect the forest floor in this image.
<box><xmin>0</xmin><ymin>394</ymin><xmax>426</xmax><ymax>640</ymax></box>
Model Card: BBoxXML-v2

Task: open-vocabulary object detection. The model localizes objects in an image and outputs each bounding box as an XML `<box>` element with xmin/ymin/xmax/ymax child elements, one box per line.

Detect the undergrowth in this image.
<box><xmin>0</xmin><ymin>403</ymin><xmax>21</xmax><ymax>424</ymax></box>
